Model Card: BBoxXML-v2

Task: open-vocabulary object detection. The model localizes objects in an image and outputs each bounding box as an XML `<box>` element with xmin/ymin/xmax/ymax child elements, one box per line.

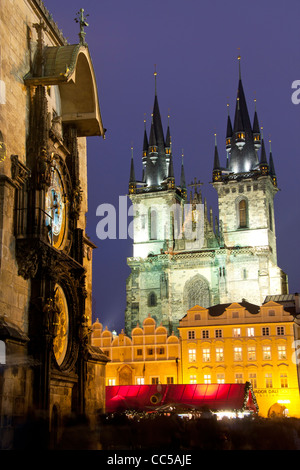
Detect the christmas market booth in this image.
<box><xmin>106</xmin><ymin>382</ymin><xmax>258</xmax><ymax>419</ymax></box>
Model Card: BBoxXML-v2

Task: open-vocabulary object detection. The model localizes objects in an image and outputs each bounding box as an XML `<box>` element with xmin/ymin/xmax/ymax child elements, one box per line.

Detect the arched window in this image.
<box><xmin>184</xmin><ymin>275</ymin><xmax>210</xmax><ymax>310</ymax></box>
<box><xmin>0</xmin><ymin>341</ymin><xmax>6</xmax><ymax>364</ymax></box>
<box><xmin>238</xmin><ymin>199</ymin><xmax>247</xmax><ymax>228</ymax></box>
<box><xmin>149</xmin><ymin>209</ymin><xmax>157</xmax><ymax>240</ymax></box>
<box><xmin>148</xmin><ymin>292</ymin><xmax>157</xmax><ymax>307</ymax></box>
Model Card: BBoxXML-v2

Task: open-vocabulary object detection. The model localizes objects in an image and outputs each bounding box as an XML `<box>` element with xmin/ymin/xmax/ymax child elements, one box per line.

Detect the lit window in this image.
<box><xmin>217</xmin><ymin>374</ymin><xmax>225</xmax><ymax>384</ymax></box>
<box><xmin>202</xmin><ymin>348</ymin><xmax>210</xmax><ymax>362</ymax></box>
<box><xmin>151</xmin><ymin>377</ymin><xmax>159</xmax><ymax>384</ymax></box>
<box><xmin>247</xmin><ymin>346</ymin><xmax>256</xmax><ymax>361</ymax></box>
<box><xmin>280</xmin><ymin>373</ymin><xmax>288</xmax><ymax>388</ymax></box>
<box><xmin>262</xmin><ymin>327</ymin><xmax>270</xmax><ymax>336</ymax></box>
<box><xmin>247</xmin><ymin>327</ymin><xmax>255</xmax><ymax>337</ymax></box>
<box><xmin>215</xmin><ymin>329</ymin><xmax>222</xmax><ymax>338</ymax></box>
<box><xmin>234</xmin><ymin>347</ymin><xmax>242</xmax><ymax>361</ymax></box>
<box><xmin>190</xmin><ymin>375</ymin><xmax>197</xmax><ymax>384</ymax></box>
<box><xmin>277</xmin><ymin>326</ymin><xmax>285</xmax><ymax>336</ymax></box>
<box><xmin>265</xmin><ymin>373</ymin><xmax>273</xmax><ymax>388</ymax></box>
<box><xmin>249</xmin><ymin>373</ymin><xmax>257</xmax><ymax>388</ymax></box>
<box><xmin>188</xmin><ymin>330</ymin><xmax>195</xmax><ymax>340</ymax></box>
<box><xmin>188</xmin><ymin>349</ymin><xmax>196</xmax><ymax>362</ymax></box>
<box><xmin>204</xmin><ymin>374</ymin><xmax>211</xmax><ymax>384</ymax></box>
<box><xmin>235</xmin><ymin>373</ymin><xmax>243</xmax><ymax>384</ymax></box>
<box><xmin>216</xmin><ymin>348</ymin><xmax>224</xmax><ymax>362</ymax></box>
<box><xmin>108</xmin><ymin>378</ymin><xmax>116</xmax><ymax>386</ymax></box>
<box><xmin>278</xmin><ymin>345</ymin><xmax>287</xmax><ymax>360</ymax></box>
<box><xmin>136</xmin><ymin>377</ymin><xmax>145</xmax><ymax>385</ymax></box>
<box><xmin>202</xmin><ymin>330</ymin><xmax>209</xmax><ymax>339</ymax></box>
<box><xmin>233</xmin><ymin>328</ymin><xmax>241</xmax><ymax>337</ymax></box>
<box><xmin>263</xmin><ymin>346</ymin><xmax>271</xmax><ymax>360</ymax></box>
<box><xmin>0</xmin><ymin>341</ymin><xmax>5</xmax><ymax>364</ymax></box>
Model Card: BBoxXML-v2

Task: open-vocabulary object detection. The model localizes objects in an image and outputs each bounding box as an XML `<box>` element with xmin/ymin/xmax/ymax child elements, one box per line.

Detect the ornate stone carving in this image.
<box><xmin>11</xmin><ymin>155</ymin><xmax>31</xmax><ymax>189</ymax></box>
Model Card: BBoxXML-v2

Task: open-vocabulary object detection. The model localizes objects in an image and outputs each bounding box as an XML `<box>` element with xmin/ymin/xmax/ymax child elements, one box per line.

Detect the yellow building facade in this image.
<box><xmin>92</xmin><ymin>297</ymin><xmax>300</xmax><ymax>418</ymax></box>
<box><xmin>91</xmin><ymin>315</ymin><xmax>180</xmax><ymax>386</ymax></box>
<box><xmin>179</xmin><ymin>301</ymin><xmax>300</xmax><ymax>418</ymax></box>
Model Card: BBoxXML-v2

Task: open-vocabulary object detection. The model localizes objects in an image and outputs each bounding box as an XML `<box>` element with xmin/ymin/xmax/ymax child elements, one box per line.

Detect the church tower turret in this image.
<box><xmin>212</xmin><ymin>56</ymin><xmax>288</xmax><ymax>304</ymax></box>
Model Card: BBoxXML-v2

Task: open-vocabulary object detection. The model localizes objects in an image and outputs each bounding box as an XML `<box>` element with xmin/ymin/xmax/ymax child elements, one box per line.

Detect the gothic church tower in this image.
<box><xmin>125</xmin><ymin>63</ymin><xmax>288</xmax><ymax>335</ymax></box>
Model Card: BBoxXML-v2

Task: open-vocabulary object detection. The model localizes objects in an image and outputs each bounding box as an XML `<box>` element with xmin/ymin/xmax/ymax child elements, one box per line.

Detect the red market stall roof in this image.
<box><xmin>106</xmin><ymin>382</ymin><xmax>258</xmax><ymax>414</ymax></box>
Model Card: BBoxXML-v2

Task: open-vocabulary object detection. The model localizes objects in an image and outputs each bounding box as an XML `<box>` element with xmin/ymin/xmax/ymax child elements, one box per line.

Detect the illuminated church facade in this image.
<box><xmin>125</xmin><ymin>61</ymin><xmax>288</xmax><ymax>335</ymax></box>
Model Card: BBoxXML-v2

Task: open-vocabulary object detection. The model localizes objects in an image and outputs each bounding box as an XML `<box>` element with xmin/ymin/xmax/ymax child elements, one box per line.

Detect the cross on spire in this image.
<box><xmin>75</xmin><ymin>8</ymin><xmax>89</xmax><ymax>46</ymax></box>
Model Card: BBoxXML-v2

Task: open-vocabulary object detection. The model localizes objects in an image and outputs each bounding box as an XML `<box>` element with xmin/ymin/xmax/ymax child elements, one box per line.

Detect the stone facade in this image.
<box><xmin>0</xmin><ymin>0</ymin><xmax>107</xmax><ymax>449</ymax></box>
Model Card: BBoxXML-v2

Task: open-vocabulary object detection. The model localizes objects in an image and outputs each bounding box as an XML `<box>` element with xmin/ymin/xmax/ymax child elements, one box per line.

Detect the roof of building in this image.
<box><xmin>106</xmin><ymin>382</ymin><xmax>258</xmax><ymax>414</ymax></box>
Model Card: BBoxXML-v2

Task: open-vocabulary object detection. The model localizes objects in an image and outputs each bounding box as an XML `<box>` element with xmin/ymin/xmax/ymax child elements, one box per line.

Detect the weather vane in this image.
<box><xmin>75</xmin><ymin>8</ymin><xmax>89</xmax><ymax>46</ymax></box>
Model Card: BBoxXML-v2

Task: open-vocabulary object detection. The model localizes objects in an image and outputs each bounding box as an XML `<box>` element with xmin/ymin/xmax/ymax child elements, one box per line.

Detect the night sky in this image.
<box><xmin>47</xmin><ymin>0</ymin><xmax>300</xmax><ymax>332</ymax></box>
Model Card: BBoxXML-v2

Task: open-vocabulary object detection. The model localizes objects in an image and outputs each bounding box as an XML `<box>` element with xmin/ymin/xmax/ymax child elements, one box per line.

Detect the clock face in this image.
<box><xmin>45</xmin><ymin>163</ymin><xmax>67</xmax><ymax>249</ymax></box>
<box><xmin>53</xmin><ymin>285</ymin><xmax>69</xmax><ymax>366</ymax></box>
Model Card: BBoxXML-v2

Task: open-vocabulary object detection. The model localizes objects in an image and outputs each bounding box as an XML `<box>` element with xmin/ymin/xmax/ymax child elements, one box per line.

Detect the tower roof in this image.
<box><xmin>227</xmin><ymin>56</ymin><xmax>259</xmax><ymax>174</ymax></box>
<box><xmin>213</xmin><ymin>134</ymin><xmax>221</xmax><ymax>170</ymax></box>
<box><xmin>129</xmin><ymin>146</ymin><xmax>136</xmax><ymax>184</ymax></box>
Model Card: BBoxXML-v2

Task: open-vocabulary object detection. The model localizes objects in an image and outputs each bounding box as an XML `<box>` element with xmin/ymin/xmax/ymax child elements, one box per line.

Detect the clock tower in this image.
<box><xmin>0</xmin><ymin>3</ymin><xmax>108</xmax><ymax>448</ymax></box>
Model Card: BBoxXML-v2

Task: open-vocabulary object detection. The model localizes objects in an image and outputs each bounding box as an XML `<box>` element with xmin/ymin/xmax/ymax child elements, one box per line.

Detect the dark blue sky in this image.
<box><xmin>48</xmin><ymin>0</ymin><xmax>300</xmax><ymax>332</ymax></box>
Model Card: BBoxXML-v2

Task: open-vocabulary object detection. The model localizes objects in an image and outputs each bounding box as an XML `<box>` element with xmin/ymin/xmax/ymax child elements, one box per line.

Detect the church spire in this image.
<box><xmin>143</xmin><ymin>68</ymin><xmax>168</xmax><ymax>187</ymax></box>
<box><xmin>226</xmin><ymin>103</ymin><xmax>233</xmax><ymax>153</ymax></box>
<box><xmin>142</xmin><ymin>115</ymin><xmax>148</xmax><ymax>182</ymax></box>
<box><xmin>129</xmin><ymin>146</ymin><xmax>136</xmax><ymax>194</ymax></box>
<box><xmin>228</xmin><ymin>55</ymin><xmax>259</xmax><ymax>173</ymax></box>
<box><xmin>180</xmin><ymin>150</ymin><xmax>187</xmax><ymax>198</ymax></box>
<box><xmin>269</xmin><ymin>139</ymin><xmax>277</xmax><ymax>187</ymax></box>
<box><xmin>212</xmin><ymin>133</ymin><xmax>222</xmax><ymax>182</ymax></box>
<box><xmin>259</xmin><ymin>127</ymin><xmax>269</xmax><ymax>175</ymax></box>
<box><xmin>253</xmin><ymin>98</ymin><xmax>261</xmax><ymax>150</ymax></box>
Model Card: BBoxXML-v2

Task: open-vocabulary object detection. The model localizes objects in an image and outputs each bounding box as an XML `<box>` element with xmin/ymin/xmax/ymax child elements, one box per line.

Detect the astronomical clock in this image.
<box><xmin>45</xmin><ymin>161</ymin><xmax>68</xmax><ymax>250</ymax></box>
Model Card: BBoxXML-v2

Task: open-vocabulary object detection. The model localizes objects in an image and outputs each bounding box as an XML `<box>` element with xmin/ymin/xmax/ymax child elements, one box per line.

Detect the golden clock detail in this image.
<box><xmin>53</xmin><ymin>285</ymin><xmax>69</xmax><ymax>366</ymax></box>
<box><xmin>45</xmin><ymin>162</ymin><xmax>67</xmax><ymax>249</ymax></box>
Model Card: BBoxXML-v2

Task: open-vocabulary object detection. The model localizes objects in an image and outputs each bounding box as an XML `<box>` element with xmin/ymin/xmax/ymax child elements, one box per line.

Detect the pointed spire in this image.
<box><xmin>180</xmin><ymin>150</ymin><xmax>187</xmax><ymax>198</ymax></box>
<box><xmin>129</xmin><ymin>146</ymin><xmax>136</xmax><ymax>194</ymax></box>
<box><xmin>229</xmin><ymin>54</ymin><xmax>258</xmax><ymax>173</ymax></box>
<box><xmin>213</xmin><ymin>133</ymin><xmax>221</xmax><ymax>169</ymax></box>
<box><xmin>269</xmin><ymin>138</ymin><xmax>277</xmax><ymax>187</ymax></box>
<box><xmin>238</xmin><ymin>53</ymin><xmax>241</xmax><ymax>79</ymax></box>
<box><xmin>260</xmin><ymin>127</ymin><xmax>268</xmax><ymax>164</ymax></box>
<box><xmin>226</xmin><ymin>103</ymin><xmax>233</xmax><ymax>153</ymax></box>
<box><xmin>165</xmin><ymin>112</ymin><xmax>171</xmax><ymax>149</ymax></box>
<box><xmin>253</xmin><ymin>98</ymin><xmax>261</xmax><ymax>150</ymax></box>
<box><xmin>143</xmin><ymin>114</ymin><xmax>148</xmax><ymax>154</ymax></box>
<box><xmin>213</xmin><ymin>134</ymin><xmax>222</xmax><ymax>182</ymax></box>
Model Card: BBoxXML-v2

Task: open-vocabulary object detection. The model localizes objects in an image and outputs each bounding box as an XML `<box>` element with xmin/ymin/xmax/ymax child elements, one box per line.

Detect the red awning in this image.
<box><xmin>106</xmin><ymin>383</ymin><xmax>258</xmax><ymax>414</ymax></box>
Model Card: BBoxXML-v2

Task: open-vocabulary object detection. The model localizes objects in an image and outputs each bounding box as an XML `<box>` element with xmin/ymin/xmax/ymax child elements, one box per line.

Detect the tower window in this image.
<box><xmin>149</xmin><ymin>209</ymin><xmax>157</xmax><ymax>240</ymax></box>
<box><xmin>238</xmin><ymin>199</ymin><xmax>248</xmax><ymax>228</ymax></box>
<box><xmin>148</xmin><ymin>292</ymin><xmax>157</xmax><ymax>307</ymax></box>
